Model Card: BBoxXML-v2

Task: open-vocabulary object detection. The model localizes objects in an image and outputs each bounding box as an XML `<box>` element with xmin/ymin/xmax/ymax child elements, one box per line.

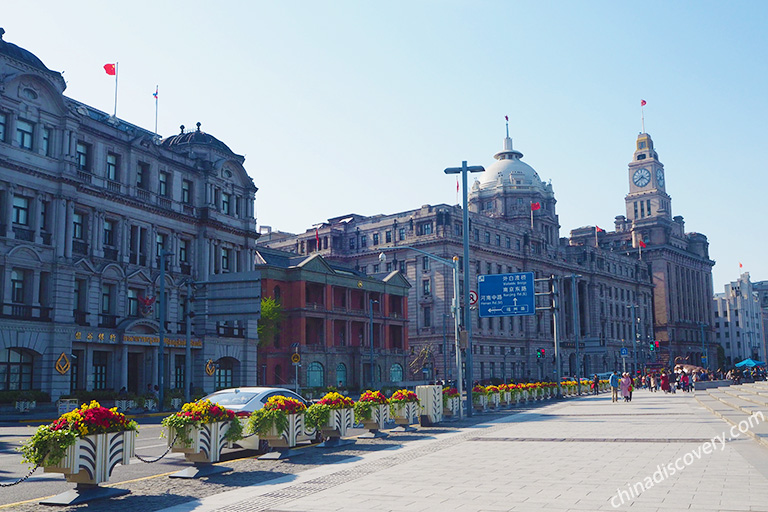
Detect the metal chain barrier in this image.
<box><xmin>0</xmin><ymin>464</ymin><xmax>39</xmax><ymax>487</ymax></box>
<box><xmin>134</xmin><ymin>433</ymin><xmax>178</xmax><ymax>463</ymax></box>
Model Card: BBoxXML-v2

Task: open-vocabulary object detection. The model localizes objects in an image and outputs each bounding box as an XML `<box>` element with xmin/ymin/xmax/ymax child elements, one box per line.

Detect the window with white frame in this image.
<box><xmin>106</xmin><ymin>153</ymin><xmax>118</xmax><ymax>181</ymax></box>
<box><xmin>12</xmin><ymin>196</ymin><xmax>29</xmax><ymax>225</ymax></box>
<box><xmin>16</xmin><ymin>119</ymin><xmax>33</xmax><ymax>150</ymax></box>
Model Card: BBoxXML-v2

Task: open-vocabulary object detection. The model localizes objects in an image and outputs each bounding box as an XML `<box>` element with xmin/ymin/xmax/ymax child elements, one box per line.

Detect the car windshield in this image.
<box><xmin>206</xmin><ymin>391</ymin><xmax>259</xmax><ymax>406</ymax></box>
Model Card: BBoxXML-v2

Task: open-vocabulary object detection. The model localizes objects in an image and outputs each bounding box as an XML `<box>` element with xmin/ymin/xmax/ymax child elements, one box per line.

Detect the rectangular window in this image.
<box><xmin>106</xmin><ymin>153</ymin><xmax>118</xmax><ymax>181</ymax></box>
<box><xmin>127</xmin><ymin>288</ymin><xmax>139</xmax><ymax>317</ymax></box>
<box><xmin>422</xmin><ymin>256</ymin><xmax>430</xmax><ymax>271</ymax></box>
<box><xmin>101</xmin><ymin>284</ymin><xmax>113</xmax><ymax>314</ymax></box>
<box><xmin>423</xmin><ymin>306</ymin><xmax>432</xmax><ymax>328</ymax></box>
<box><xmin>40</xmin><ymin>200</ymin><xmax>48</xmax><ymax>231</ymax></box>
<box><xmin>12</xmin><ymin>196</ymin><xmax>29</xmax><ymax>225</ymax></box>
<box><xmin>372</xmin><ymin>264</ymin><xmax>379</xmax><ymax>273</ymax></box>
<box><xmin>103</xmin><ymin>219</ymin><xmax>115</xmax><ymax>246</ymax></box>
<box><xmin>473</xmin><ymin>229</ymin><xmax>479</xmax><ymax>241</ymax></box>
<box><xmin>423</xmin><ymin>279</ymin><xmax>431</xmax><ymax>295</ymax></box>
<box><xmin>373</xmin><ymin>233</ymin><xmax>379</xmax><ymax>245</ymax></box>
<box><xmin>179</xmin><ymin>239</ymin><xmax>189</xmax><ymax>263</ymax></box>
<box><xmin>454</xmin><ymin>222</ymin><xmax>462</xmax><ymax>237</ymax></box>
<box><xmin>361</xmin><ymin>235</ymin><xmax>367</xmax><ymax>247</ymax></box>
<box><xmin>646</xmin><ymin>199</ymin><xmax>651</xmax><ymax>216</ymax></box>
<box><xmin>222</xmin><ymin>192</ymin><xmax>231</xmax><ymax>214</ymax></box>
<box><xmin>398</xmin><ymin>227</ymin><xmax>406</xmax><ymax>240</ymax></box>
<box><xmin>182</xmin><ymin>179</ymin><xmax>192</xmax><ymax>204</ymax></box>
<box><xmin>484</xmin><ymin>232</ymin><xmax>491</xmax><ymax>244</ymax></box>
<box><xmin>74</xmin><ymin>279</ymin><xmax>85</xmax><ymax>310</ymax></box>
<box><xmin>76</xmin><ymin>142</ymin><xmax>89</xmax><ymax>171</ymax></box>
<box><xmin>16</xmin><ymin>119</ymin><xmax>33</xmax><ymax>150</ymax></box>
<box><xmin>42</xmin><ymin>127</ymin><xmax>51</xmax><ymax>156</ymax></box>
<box><xmin>633</xmin><ymin>201</ymin><xmax>638</xmax><ymax>218</ymax></box>
<box><xmin>385</xmin><ymin>230</ymin><xmax>392</xmax><ymax>243</ymax></box>
<box><xmin>73</xmin><ymin>212</ymin><xmax>84</xmax><ymax>240</ymax></box>
<box><xmin>506</xmin><ymin>236</ymin><xmax>511</xmax><ymax>248</ymax></box>
<box><xmin>11</xmin><ymin>269</ymin><xmax>25</xmax><ymax>303</ymax></box>
<box><xmin>159</xmin><ymin>171</ymin><xmax>169</xmax><ymax>197</ymax></box>
<box><xmin>222</xmin><ymin>248</ymin><xmax>231</xmax><ymax>271</ymax></box>
<box><xmin>495</xmin><ymin>234</ymin><xmax>501</xmax><ymax>246</ymax></box>
<box><xmin>92</xmin><ymin>351</ymin><xmax>108</xmax><ymax>390</ymax></box>
<box><xmin>156</xmin><ymin>233</ymin><xmax>167</xmax><ymax>256</ymax></box>
<box><xmin>640</xmin><ymin>201</ymin><xmax>645</xmax><ymax>217</ymax></box>
<box><xmin>0</xmin><ymin>113</ymin><xmax>6</xmax><ymax>142</ymax></box>
<box><xmin>137</xmin><ymin>162</ymin><xmax>149</xmax><ymax>189</ymax></box>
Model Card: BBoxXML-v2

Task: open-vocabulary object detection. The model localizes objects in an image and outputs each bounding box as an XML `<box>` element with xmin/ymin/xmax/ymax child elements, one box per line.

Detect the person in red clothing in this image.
<box><xmin>660</xmin><ymin>372</ymin><xmax>670</xmax><ymax>393</ymax></box>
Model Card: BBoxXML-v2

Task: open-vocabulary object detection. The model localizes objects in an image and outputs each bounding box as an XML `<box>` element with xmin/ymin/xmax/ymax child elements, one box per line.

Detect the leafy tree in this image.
<box><xmin>257</xmin><ymin>297</ymin><xmax>284</xmax><ymax>347</ymax></box>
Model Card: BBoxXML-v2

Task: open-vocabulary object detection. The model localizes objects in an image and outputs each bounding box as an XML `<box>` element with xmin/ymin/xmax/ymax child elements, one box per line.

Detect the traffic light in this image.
<box><xmin>649</xmin><ymin>341</ymin><xmax>655</xmax><ymax>351</ymax></box>
<box><xmin>541</xmin><ymin>348</ymin><xmax>546</xmax><ymax>357</ymax></box>
<box><xmin>536</xmin><ymin>348</ymin><xmax>543</xmax><ymax>358</ymax></box>
<box><xmin>655</xmin><ymin>340</ymin><xmax>660</xmax><ymax>349</ymax></box>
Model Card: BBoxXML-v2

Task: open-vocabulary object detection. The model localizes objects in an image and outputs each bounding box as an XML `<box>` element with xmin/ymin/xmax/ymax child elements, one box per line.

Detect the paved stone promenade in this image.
<box><xmin>12</xmin><ymin>391</ymin><xmax>768</xmax><ymax>512</ymax></box>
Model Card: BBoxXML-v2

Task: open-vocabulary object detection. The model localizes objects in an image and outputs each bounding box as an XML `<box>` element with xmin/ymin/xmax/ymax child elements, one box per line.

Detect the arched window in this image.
<box><xmin>336</xmin><ymin>363</ymin><xmax>347</xmax><ymax>387</ymax></box>
<box><xmin>390</xmin><ymin>363</ymin><xmax>403</xmax><ymax>383</ymax></box>
<box><xmin>0</xmin><ymin>348</ymin><xmax>34</xmax><ymax>390</ymax></box>
<box><xmin>307</xmin><ymin>362</ymin><xmax>324</xmax><ymax>388</ymax></box>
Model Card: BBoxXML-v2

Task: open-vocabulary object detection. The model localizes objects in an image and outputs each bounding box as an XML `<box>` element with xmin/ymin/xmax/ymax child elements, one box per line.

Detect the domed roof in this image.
<box><xmin>0</xmin><ymin>28</ymin><xmax>54</xmax><ymax>74</ymax></box>
<box><xmin>476</xmin><ymin>136</ymin><xmax>548</xmax><ymax>193</ymax></box>
<box><xmin>161</xmin><ymin>122</ymin><xmax>237</xmax><ymax>156</ymax></box>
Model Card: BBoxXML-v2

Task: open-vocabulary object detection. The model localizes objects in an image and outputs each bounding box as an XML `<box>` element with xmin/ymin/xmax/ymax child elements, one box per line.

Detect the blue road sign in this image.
<box><xmin>620</xmin><ymin>347</ymin><xmax>629</xmax><ymax>357</ymax></box>
<box><xmin>477</xmin><ymin>272</ymin><xmax>535</xmax><ymax>318</ymax></box>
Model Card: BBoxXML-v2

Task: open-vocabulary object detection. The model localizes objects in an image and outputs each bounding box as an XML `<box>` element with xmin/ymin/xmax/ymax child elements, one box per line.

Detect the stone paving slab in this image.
<box><xmin>152</xmin><ymin>392</ymin><xmax>768</xmax><ymax>512</ymax></box>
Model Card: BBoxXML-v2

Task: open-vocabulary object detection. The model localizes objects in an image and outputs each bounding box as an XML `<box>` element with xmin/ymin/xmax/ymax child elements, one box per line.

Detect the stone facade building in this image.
<box><xmin>0</xmin><ymin>30</ymin><xmax>260</xmax><ymax>399</ymax></box>
<box><xmin>573</xmin><ymin>132</ymin><xmax>716</xmax><ymax>368</ymax></box>
<box><xmin>260</xmin><ymin>130</ymin><xmax>658</xmax><ymax>382</ymax></box>
<box><xmin>717</xmin><ymin>275</ymin><xmax>768</xmax><ymax>365</ymax></box>
<box><xmin>254</xmin><ymin>247</ymin><xmax>410</xmax><ymax>390</ymax></box>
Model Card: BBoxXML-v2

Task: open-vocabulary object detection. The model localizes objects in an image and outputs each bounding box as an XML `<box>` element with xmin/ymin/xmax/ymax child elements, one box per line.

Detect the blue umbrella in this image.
<box><xmin>735</xmin><ymin>358</ymin><xmax>766</xmax><ymax>368</ymax></box>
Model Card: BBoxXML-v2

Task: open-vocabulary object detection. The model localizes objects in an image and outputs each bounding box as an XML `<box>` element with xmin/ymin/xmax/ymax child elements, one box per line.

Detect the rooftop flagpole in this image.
<box><xmin>640</xmin><ymin>99</ymin><xmax>646</xmax><ymax>133</ymax></box>
<box><xmin>154</xmin><ymin>85</ymin><xmax>159</xmax><ymax>135</ymax></box>
<box><xmin>114</xmin><ymin>62</ymin><xmax>119</xmax><ymax>117</ymax></box>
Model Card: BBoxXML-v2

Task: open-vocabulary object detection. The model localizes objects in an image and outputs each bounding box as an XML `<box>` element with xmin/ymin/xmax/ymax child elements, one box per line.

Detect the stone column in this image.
<box><xmin>3</xmin><ymin>185</ymin><xmax>15</xmax><ymax>238</ymax></box>
<box><xmin>64</xmin><ymin>200</ymin><xmax>74</xmax><ymax>259</ymax></box>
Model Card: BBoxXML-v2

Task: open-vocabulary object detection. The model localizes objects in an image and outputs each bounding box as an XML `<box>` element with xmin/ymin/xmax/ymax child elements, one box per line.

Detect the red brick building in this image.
<box><xmin>255</xmin><ymin>248</ymin><xmax>410</xmax><ymax>390</ymax></box>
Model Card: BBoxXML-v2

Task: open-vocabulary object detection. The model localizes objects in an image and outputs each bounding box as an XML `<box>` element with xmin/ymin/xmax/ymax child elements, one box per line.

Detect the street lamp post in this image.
<box><xmin>379</xmin><ymin>248</ymin><xmax>464</xmax><ymax>418</ymax></box>
<box><xmin>628</xmin><ymin>304</ymin><xmax>638</xmax><ymax>378</ymax></box>
<box><xmin>157</xmin><ymin>248</ymin><xmax>173</xmax><ymax>412</ymax></box>
<box><xmin>369</xmin><ymin>299</ymin><xmax>378</xmax><ymax>390</ymax></box>
<box><xmin>444</xmin><ymin>161</ymin><xmax>485</xmax><ymax>417</ymax></box>
<box><xmin>700</xmin><ymin>322</ymin><xmax>707</xmax><ymax>370</ymax></box>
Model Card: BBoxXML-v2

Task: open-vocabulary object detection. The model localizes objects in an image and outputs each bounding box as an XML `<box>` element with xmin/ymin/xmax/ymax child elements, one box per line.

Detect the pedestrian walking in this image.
<box><xmin>592</xmin><ymin>374</ymin><xmax>600</xmax><ymax>395</ymax></box>
<box><xmin>620</xmin><ymin>373</ymin><xmax>631</xmax><ymax>402</ymax></box>
<box><xmin>610</xmin><ymin>371</ymin><xmax>620</xmax><ymax>403</ymax></box>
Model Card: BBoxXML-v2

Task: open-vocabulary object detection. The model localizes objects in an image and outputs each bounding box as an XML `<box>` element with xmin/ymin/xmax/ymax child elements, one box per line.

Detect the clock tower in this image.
<box><xmin>625</xmin><ymin>132</ymin><xmax>671</xmax><ymax>223</ymax></box>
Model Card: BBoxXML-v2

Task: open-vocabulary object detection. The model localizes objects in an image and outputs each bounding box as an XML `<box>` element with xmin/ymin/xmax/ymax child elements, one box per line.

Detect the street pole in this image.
<box><xmin>452</xmin><ymin>256</ymin><xmax>463</xmax><ymax>419</ymax></box>
<box><xmin>571</xmin><ymin>274</ymin><xmax>581</xmax><ymax>395</ymax></box>
<box><xmin>442</xmin><ymin>313</ymin><xmax>448</xmax><ymax>383</ymax></box>
<box><xmin>444</xmin><ymin>161</ymin><xmax>484</xmax><ymax>417</ymax></box>
<box><xmin>370</xmin><ymin>299</ymin><xmax>378</xmax><ymax>390</ymax></box>
<box><xmin>184</xmin><ymin>279</ymin><xmax>193</xmax><ymax>403</ymax></box>
<box><xmin>630</xmin><ymin>304</ymin><xmax>638</xmax><ymax>378</ymax></box>
<box><xmin>700</xmin><ymin>322</ymin><xmax>707</xmax><ymax>370</ymax></box>
<box><xmin>158</xmin><ymin>248</ymin><xmax>166</xmax><ymax>411</ymax></box>
<box><xmin>552</xmin><ymin>275</ymin><xmax>562</xmax><ymax>398</ymax></box>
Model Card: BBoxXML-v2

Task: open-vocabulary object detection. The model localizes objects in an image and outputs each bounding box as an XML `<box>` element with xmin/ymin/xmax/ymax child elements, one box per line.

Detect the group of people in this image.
<box><xmin>607</xmin><ymin>371</ymin><xmax>636</xmax><ymax>402</ymax></box>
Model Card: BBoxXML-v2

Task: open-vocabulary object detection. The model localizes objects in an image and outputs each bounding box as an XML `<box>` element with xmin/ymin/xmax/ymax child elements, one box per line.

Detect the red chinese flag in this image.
<box><xmin>638</xmin><ymin>240</ymin><xmax>647</xmax><ymax>248</ymax></box>
<box><xmin>530</xmin><ymin>202</ymin><xmax>541</xmax><ymax>211</ymax></box>
<box><xmin>104</xmin><ymin>63</ymin><xmax>116</xmax><ymax>76</ymax></box>
<box><xmin>596</xmin><ymin>226</ymin><xmax>604</xmax><ymax>232</ymax></box>
<box><xmin>456</xmin><ymin>179</ymin><xmax>459</xmax><ymax>193</ymax></box>
<box><xmin>739</xmin><ymin>262</ymin><xmax>743</xmax><ymax>269</ymax></box>
<box><xmin>505</xmin><ymin>115</ymin><xmax>509</xmax><ymax>122</ymax></box>
<box><xmin>641</xmin><ymin>99</ymin><xmax>647</xmax><ymax>106</ymax></box>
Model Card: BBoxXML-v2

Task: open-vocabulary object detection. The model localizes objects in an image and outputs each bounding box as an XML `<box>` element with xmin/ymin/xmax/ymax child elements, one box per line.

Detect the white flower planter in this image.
<box><xmin>167</xmin><ymin>421</ymin><xmax>233</xmax><ymax>463</ymax></box>
<box><xmin>321</xmin><ymin>408</ymin><xmax>354</xmax><ymax>438</ymax></box>
<box><xmin>416</xmin><ymin>385</ymin><xmax>443</xmax><ymax>425</ymax></box>
<box><xmin>15</xmin><ymin>400</ymin><xmax>36</xmax><ymax>413</ymax></box>
<box><xmin>472</xmin><ymin>394</ymin><xmax>488</xmax><ymax>411</ymax></box>
<box><xmin>171</xmin><ymin>398</ymin><xmax>183</xmax><ymax>410</ymax></box>
<box><xmin>500</xmin><ymin>391</ymin><xmax>512</xmax><ymax>406</ymax></box>
<box><xmin>114</xmin><ymin>399</ymin><xmax>136</xmax><ymax>412</ymax></box>
<box><xmin>261</xmin><ymin>413</ymin><xmax>311</xmax><ymax>449</ymax></box>
<box><xmin>443</xmin><ymin>395</ymin><xmax>460</xmax><ymax>417</ymax></box>
<box><xmin>489</xmin><ymin>392</ymin><xmax>501</xmax><ymax>409</ymax></box>
<box><xmin>44</xmin><ymin>431</ymin><xmax>135</xmax><ymax>485</ymax></box>
<box><xmin>360</xmin><ymin>403</ymin><xmax>389</xmax><ymax>431</ymax></box>
<box><xmin>391</xmin><ymin>401</ymin><xmax>419</xmax><ymax>426</ymax></box>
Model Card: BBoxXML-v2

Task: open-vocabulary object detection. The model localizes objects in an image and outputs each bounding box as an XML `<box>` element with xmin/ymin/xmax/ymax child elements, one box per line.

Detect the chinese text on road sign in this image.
<box><xmin>477</xmin><ymin>272</ymin><xmax>535</xmax><ymax>318</ymax></box>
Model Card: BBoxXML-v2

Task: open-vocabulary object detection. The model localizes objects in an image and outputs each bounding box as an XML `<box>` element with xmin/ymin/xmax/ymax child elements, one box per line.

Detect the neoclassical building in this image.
<box><xmin>573</xmin><ymin>132</ymin><xmax>716</xmax><ymax>368</ymax></box>
<box><xmin>714</xmin><ymin>273</ymin><xmax>766</xmax><ymax>366</ymax></box>
<box><xmin>259</xmin><ymin>129</ymin><xmax>658</xmax><ymax>382</ymax></box>
<box><xmin>0</xmin><ymin>30</ymin><xmax>261</xmax><ymax>399</ymax></box>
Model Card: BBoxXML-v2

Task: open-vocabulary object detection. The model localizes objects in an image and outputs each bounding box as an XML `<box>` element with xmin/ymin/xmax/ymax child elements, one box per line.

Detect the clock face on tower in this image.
<box><xmin>633</xmin><ymin>168</ymin><xmax>651</xmax><ymax>187</ymax></box>
<box><xmin>656</xmin><ymin>168</ymin><xmax>665</xmax><ymax>187</ymax></box>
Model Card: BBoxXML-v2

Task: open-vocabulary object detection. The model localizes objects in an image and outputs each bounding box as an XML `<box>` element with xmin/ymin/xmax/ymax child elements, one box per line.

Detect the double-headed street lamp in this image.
<box><xmin>379</xmin><ymin>248</ymin><xmax>464</xmax><ymax>418</ymax></box>
<box><xmin>369</xmin><ymin>298</ymin><xmax>379</xmax><ymax>389</ymax></box>
<box><xmin>444</xmin><ymin>161</ymin><xmax>485</xmax><ymax>417</ymax></box>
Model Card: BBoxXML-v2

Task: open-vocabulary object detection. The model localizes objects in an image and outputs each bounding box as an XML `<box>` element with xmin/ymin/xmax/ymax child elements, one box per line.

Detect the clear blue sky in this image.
<box><xmin>5</xmin><ymin>1</ymin><xmax>767</xmax><ymax>289</ymax></box>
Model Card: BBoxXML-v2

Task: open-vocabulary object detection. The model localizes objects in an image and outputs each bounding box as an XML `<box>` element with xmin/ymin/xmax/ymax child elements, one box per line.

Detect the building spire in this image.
<box><xmin>505</xmin><ymin>115</ymin><xmax>509</xmax><ymax>138</ymax></box>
